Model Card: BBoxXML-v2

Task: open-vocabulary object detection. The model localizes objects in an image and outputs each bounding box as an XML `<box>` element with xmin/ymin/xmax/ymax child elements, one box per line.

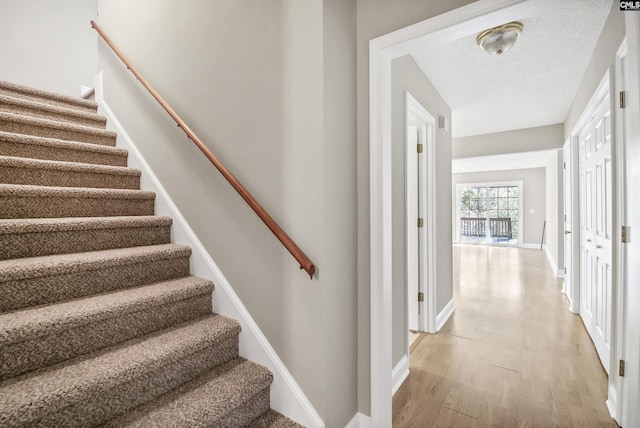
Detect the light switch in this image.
<box><xmin>530</xmin><ymin>209</ymin><xmax>536</xmax><ymax>214</ymax></box>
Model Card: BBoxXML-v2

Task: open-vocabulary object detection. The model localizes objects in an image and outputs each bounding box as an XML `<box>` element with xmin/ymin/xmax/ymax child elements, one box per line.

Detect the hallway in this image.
<box><xmin>393</xmin><ymin>245</ymin><xmax>617</xmax><ymax>427</ymax></box>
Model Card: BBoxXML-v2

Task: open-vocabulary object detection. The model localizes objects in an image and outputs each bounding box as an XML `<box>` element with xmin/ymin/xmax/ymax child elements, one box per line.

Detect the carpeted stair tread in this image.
<box><xmin>250</xmin><ymin>410</ymin><xmax>304</xmax><ymax>428</ymax></box>
<box><xmin>0</xmin><ymin>111</ymin><xmax>116</xmax><ymax>146</ymax></box>
<box><xmin>0</xmin><ymin>215</ymin><xmax>171</xmax><ymax>259</ymax></box>
<box><xmin>0</xmin><ymin>276</ymin><xmax>214</xmax><ymax>380</ymax></box>
<box><xmin>0</xmin><ymin>276</ymin><xmax>213</xmax><ymax>343</ymax></box>
<box><xmin>0</xmin><ymin>183</ymin><xmax>155</xmax><ymax>218</ymax></box>
<box><xmin>0</xmin><ymin>243</ymin><xmax>190</xmax><ymax>283</ymax></box>
<box><xmin>0</xmin><ymin>94</ymin><xmax>106</xmax><ymax>128</ymax></box>
<box><xmin>0</xmin><ymin>80</ymin><xmax>98</xmax><ymax>113</ymax></box>
<box><xmin>0</xmin><ymin>244</ymin><xmax>192</xmax><ymax>312</ymax></box>
<box><xmin>0</xmin><ymin>130</ymin><xmax>128</xmax><ymax>166</ymax></box>
<box><xmin>0</xmin><ymin>155</ymin><xmax>140</xmax><ymax>189</ymax></box>
<box><xmin>0</xmin><ymin>314</ymin><xmax>241</xmax><ymax>427</ymax></box>
<box><xmin>105</xmin><ymin>358</ymin><xmax>273</xmax><ymax>427</ymax></box>
<box><xmin>0</xmin><ymin>81</ymin><xmax>291</xmax><ymax>427</ymax></box>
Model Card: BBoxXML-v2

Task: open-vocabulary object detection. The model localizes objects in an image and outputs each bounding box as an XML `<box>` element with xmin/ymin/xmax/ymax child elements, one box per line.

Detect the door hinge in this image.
<box><xmin>620</xmin><ymin>360</ymin><xmax>625</xmax><ymax>377</ymax></box>
<box><xmin>417</xmin><ymin>143</ymin><xmax>423</xmax><ymax>153</ymax></box>
<box><xmin>564</xmin><ymin>267</ymin><xmax>567</xmax><ymax>274</ymax></box>
<box><xmin>564</xmin><ymin>214</ymin><xmax>567</xmax><ymax>221</ymax></box>
<box><xmin>563</xmin><ymin>161</ymin><xmax>566</xmax><ymax>170</ymax></box>
<box><xmin>418</xmin><ymin>292</ymin><xmax>424</xmax><ymax>302</ymax></box>
<box><xmin>620</xmin><ymin>91</ymin><xmax>626</xmax><ymax>109</ymax></box>
<box><xmin>417</xmin><ymin>218</ymin><xmax>424</xmax><ymax>228</ymax></box>
<box><xmin>622</xmin><ymin>226</ymin><xmax>630</xmax><ymax>243</ymax></box>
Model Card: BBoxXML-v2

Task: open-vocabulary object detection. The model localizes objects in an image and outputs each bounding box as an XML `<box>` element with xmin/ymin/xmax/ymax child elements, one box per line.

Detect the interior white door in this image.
<box><xmin>563</xmin><ymin>142</ymin><xmax>573</xmax><ymax>302</ymax></box>
<box><xmin>579</xmin><ymin>91</ymin><xmax>613</xmax><ymax>374</ymax></box>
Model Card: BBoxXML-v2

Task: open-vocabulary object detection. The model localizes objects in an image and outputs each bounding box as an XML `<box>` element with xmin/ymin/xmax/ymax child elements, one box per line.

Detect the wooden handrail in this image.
<box><xmin>91</xmin><ymin>20</ymin><xmax>315</xmax><ymax>278</ymax></box>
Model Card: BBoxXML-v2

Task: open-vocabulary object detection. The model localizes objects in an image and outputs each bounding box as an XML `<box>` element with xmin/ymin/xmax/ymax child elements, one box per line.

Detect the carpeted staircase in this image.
<box><xmin>0</xmin><ymin>80</ymin><xmax>302</xmax><ymax>427</ymax></box>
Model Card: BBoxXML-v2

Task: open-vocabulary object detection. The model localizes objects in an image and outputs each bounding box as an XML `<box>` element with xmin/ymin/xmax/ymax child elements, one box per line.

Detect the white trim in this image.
<box><xmin>542</xmin><ymin>244</ymin><xmax>559</xmax><ymax>276</ymax></box>
<box><xmin>520</xmin><ymin>243</ymin><xmax>542</xmax><ymax>249</ymax></box>
<box><xmin>369</xmin><ymin>1</ymin><xmax>569</xmax><ymax>425</ymax></box>
<box><xmin>620</xmin><ymin>13</ymin><xmax>640</xmax><ymax>427</ymax></box>
<box><xmin>564</xmin><ymin>136</ymin><xmax>581</xmax><ymax>315</ymax></box>
<box><xmin>609</xmin><ymin>37</ymin><xmax>629</xmax><ymax>426</ymax></box>
<box><xmin>344</xmin><ymin>413</ymin><xmax>371</xmax><ymax>428</ymax></box>
<box><xmin>436</xmin><ymin>298</ymin><xmax>456</xmax><ymax>332</ymax></box>
<box><xmin>391</xmin><ymin>355</ymin><xmax>410</xmax><ymax>396</ymax></box>
<box><xmin>606</xmin><ymin>398</ymin><xmax>617</xmax><ymax>422</ymax></box>
<box><xmin>95</xmin><ymin>72</ymin><xmax>324</xmax><ymax>428</ymax></box>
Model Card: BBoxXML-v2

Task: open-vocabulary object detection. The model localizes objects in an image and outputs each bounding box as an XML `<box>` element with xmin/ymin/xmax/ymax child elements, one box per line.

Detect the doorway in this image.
<box><xmin>368</xmin><ymin>2</ymin><xmax>638</xmax><ymax>426</ymax></box>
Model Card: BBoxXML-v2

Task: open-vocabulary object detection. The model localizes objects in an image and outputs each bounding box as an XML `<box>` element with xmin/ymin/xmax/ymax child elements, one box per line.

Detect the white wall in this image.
<box><xmin>0</xmin><ymin>0</ymin><xmax>98</xmax><ymax>97</ymax></box>
<box><xmin>355</xmin><ymin>0</ymin><xmax>476</xmax><ymax>415</ymax></box>
<box><xmin>97</xmin><ymin>1</ymin><xmax>357</xmax><ymax>426</ymax></box>
<box><xmin>452</xmin><ymin>168</ymin><xmax>546</xmax><ymax>246</ymax></box>
<box><xmin>453</xmin><ymin>124</ymin><xmax>564</xmax><ymax>159</ymax></box>
<box><xmin>565</xmin><ymin>3</ymin><xmax>625</xmax><ymax>139</ymax></box>
<box><xmin>391</xmin><ymin>55</ymin><xmax>452</xmax><ymax>370</ymax></box>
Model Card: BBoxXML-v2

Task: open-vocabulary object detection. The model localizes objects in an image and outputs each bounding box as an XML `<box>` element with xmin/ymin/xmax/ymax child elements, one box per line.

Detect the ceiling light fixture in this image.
<box><xmin>477</xmin><ymin>21</ymin><xmax>523</xmax><ymax>55</ymax></box>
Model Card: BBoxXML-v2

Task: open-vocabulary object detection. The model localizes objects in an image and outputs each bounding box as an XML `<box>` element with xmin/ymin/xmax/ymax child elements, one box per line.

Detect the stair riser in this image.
<box><xmin>0</xmin><ymin>87</ymin><xmax>97</xmax><ymax>114</ymax></box>
<box><xmin>1</xmin><ymin>294</ymin><xmax>213</xmax><ymax>381</ymax></box>
<box><xmin>0</xmin><ymin>165</ymin><xmax>140</xmax><ymax>190</ymax></box>
<box><xmin>0</xmin><ymin>102</ymin><xmax>106</xmax><ymax>129</ymax></box>
<box><xmin>0</xmin><ymin>194</ymin><xmax>154</xmax><ymax>219</ymax></box>
<box><xmin>219</xmin><ymin>388</ymin><xmax>271</xmax><ymax>427</ymax></box>
<box><xmin>16</xmin><ymin>337</ymin><xmax>239</xmax><ymax>427</ymax></box>
<box><xmin>0</xmin><ymin>225</ymin><xmax>171</xmax><ymax>260</ymax></box>
<box><xmin>0</xmin><ymin>257</ymin><xmax>190</xmax><ymax>312</ymax></box>
<box><xmin>0</xmin><ymin>118</ymin><xmax>115</xmax><ymax>146</ymax></box>
<box><xmin>0</xmin><ymin>139</ymin><xmax>128</xmax><ymax>167</ymax></box>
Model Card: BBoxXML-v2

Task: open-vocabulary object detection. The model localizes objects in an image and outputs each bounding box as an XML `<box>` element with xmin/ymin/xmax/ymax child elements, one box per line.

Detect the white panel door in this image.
<box><xmin>579</xmin><ymin>92</ymin><xmax>613</xmax><ymax>374</ymax></box>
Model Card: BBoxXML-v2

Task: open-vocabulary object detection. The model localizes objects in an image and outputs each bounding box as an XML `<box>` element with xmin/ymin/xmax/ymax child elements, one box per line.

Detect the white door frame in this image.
<box><xmin>405</xmin><ymin>92</ymin><xmax>437</xmax><ymax>339</ymax></box>
<box><xmin>606</xmin><ymin>38</ymin><xmax>628</xmax><ymax>423</ymax></box>
<box><xmin>564</xmin><ymin>137</ymin><xmax>581</xmax><ymax>314</ymax></box>
<box><xmin>369</xmin><ymin>0</ymin><xmax>566</xmax><ymax>424</ymax></box>
<box><xmin>619</xmin><ymin>12</ymin><xmax>640</xmax><ymax>427</ymax></box>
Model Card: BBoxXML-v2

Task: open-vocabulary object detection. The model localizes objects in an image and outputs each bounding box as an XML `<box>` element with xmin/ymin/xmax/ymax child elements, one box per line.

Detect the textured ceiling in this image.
<box><xmin>413</xmin><ymin>0</ymin><xmax>613</xmax><ymax>138</ymax></box>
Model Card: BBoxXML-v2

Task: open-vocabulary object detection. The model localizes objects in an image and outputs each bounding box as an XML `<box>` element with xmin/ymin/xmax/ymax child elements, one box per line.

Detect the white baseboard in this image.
<box><xmin>345</xmin><ymin>413</ymin><xmax>371</xmax><ymax>428</ymax></box>
<box><xmin>96</xmin><ymin>72</ymin><xmax>324</xmax><ymax>428</ymax></box>
<box><xmin>542</xmin><ymin>244</ymin><xmax>564</xmax><ymax>278</ymax></box>
<box><xmin>520</xmin><ymin>242</ymin><xmax>542</xmax><ymax>249</ymax></box>
<box><xmin>569</xmin><ymin>297</ymin><xmax>580</xmax><ymax>314</ymax></box>
<box><xmin>392</xmin><ymin>355</ymin><xmax>409</xmax><ymax>396</ymax></box>
<box><xmin>606</xmin><ymin>382</ymin><xmax>620</xmax><ymax>424</ymax></box>
<box><xmin>436</xmin><ymin>298</ymin><xmax>456</xmax><ymax>332</ymax></box>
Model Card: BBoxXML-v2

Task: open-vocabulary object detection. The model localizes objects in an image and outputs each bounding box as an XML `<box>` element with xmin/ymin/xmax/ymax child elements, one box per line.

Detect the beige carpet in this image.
<box><xmin>0</xmin><ymin>80</ymin><xmax>301</xmax><ymax>427</ymax></box>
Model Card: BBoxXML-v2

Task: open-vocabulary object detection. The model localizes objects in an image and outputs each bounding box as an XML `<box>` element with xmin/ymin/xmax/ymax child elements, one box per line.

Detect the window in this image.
<box><xmin>457</xmin><ymin>183</ymin><xmax>522</xmax><ymax>245</ymax></box>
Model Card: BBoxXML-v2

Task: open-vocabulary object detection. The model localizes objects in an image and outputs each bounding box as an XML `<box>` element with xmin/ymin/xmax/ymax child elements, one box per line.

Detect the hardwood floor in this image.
<box><xmin>393</xmin><ymin>244</ymin><xmax>618</xmax><ymax>428</ymax></box>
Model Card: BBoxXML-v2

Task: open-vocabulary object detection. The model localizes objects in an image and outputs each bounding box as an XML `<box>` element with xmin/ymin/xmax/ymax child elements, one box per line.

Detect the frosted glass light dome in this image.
<box><xmin>477</xmin><ymin>22</ymin><xmax>523</xmax><ymax>55</ymax></box>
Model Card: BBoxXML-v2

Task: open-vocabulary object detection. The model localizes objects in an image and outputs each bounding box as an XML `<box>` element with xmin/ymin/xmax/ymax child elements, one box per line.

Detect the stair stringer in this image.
<box><xmin>95</xmin><ymin>73</ymin><xmax>324</xmax><ymax>428</ymax></box>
